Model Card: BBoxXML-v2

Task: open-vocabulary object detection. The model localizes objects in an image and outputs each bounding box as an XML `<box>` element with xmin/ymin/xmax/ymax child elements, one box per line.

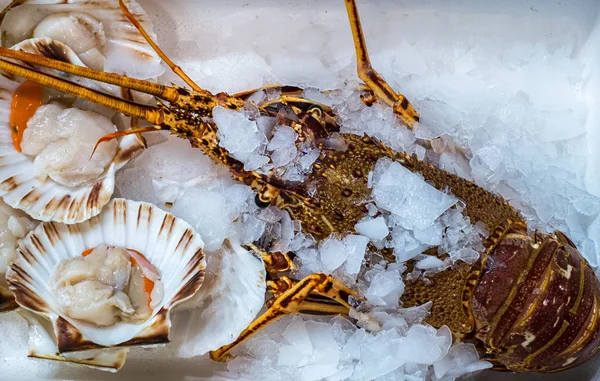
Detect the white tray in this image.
<box><xmin>0</xmin><ymin>0</ymin><xmax>599</xmax><ymax>380</ymax></box>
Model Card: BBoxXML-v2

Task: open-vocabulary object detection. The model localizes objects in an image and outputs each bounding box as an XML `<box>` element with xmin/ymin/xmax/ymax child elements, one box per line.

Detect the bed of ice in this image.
<box><xmin>1</xmin><ymin>0</ymin><xmax>600</xmax><ymax>380</ymax></box>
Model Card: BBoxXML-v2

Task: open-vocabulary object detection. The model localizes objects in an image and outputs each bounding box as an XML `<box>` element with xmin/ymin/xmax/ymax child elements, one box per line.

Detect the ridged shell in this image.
<box><xmin>0</xmin><ymin>0</ymin><xmax>165</xmax><ymax>80</ymax></box>
<box><xmin>11</xmin><ymin>37</ymin><xmax>120</xmax><ymax>95</ymax></box>
<box><xmin>171</xmin><ymin>239</ymin><xmax>266</xmax><ymax>357</ymax></box>
<box><xmin>19</xmin><ymin>310</ymin><xmax>129</xmax><ymax>372</ymax></box>
<box><xmin>0</xmin><ymin>0</ymin><xmax>163</xmax><ymax>223</ymax></box>
<box><xmin>0</xmin><ymin>286</ymin><xmax>17</xmax><ymax>312</ymax></box>
<box><xmin>6</xmin><ymin>199</ymin><xmax>206</xmax><ymax>371</ymax></box>
<box><xmin>0</xmin><ymin>70</ymin><xmax>145</xmax><ymax>223</ymax></box>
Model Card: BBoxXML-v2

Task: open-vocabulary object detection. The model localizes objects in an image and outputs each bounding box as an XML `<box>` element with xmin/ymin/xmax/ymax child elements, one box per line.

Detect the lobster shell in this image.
<box><xmin>472</xmin><ymin>220</ymin><xmax>600</xmax><ymax>372</ymax></box>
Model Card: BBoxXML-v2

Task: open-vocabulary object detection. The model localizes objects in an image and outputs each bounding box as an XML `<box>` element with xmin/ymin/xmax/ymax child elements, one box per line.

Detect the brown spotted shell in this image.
<box><xmin>471</xmin><ymin>220</ymin><xmax>600</xmax><ymax>372</ymax></box>
<box><xmin>6</xmin><ymin>199</ymin><xmax>206</xmax><ymax>371</ymax></box>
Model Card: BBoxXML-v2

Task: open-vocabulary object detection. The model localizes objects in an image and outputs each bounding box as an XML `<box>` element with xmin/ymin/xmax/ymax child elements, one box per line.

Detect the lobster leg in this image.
<box><xmin>209</xmin><ymin>273</ymin><xmax>355</xmax><ymax>361</ymax></box>
<box><xmin>244</xmin><ymin>243</ymin><xmax>296</xmax><ymax>278</ymax></box>
<box><xmin>344</xmin><ymin>0</ymin><xmax>420</xmax><ymax>128</ymax></box>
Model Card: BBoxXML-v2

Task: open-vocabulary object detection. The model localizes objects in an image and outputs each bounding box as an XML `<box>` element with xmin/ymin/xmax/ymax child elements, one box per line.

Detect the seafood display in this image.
<box><xmin>0</xmin><ymin>0</ymin><xmax>162</xmax><ymax>223</ymax></box>
<box><xmin>6</xmin><ymin>198</ymin><xmax>206</xmax><ymax>371</ymax></box>
<box><xmin>0</xmin><ymin>0</ymin><xmax>597</xmax><ymax>379</ymax></box>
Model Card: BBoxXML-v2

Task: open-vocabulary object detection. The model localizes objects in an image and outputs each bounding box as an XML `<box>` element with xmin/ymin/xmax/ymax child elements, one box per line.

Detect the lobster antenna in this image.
<box><xmin>119</xmin><ymin>0</ymin><xmax>206</xmax><ymax>94</ymax></box>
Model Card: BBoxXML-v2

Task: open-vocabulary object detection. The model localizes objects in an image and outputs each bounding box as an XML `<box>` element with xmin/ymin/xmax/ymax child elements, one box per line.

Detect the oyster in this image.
<box><xmin>6</xmin><ymin>199</ymin><xmax>206</xmax><ymax>372</ymax></box>
<box><xmin>0</xmin><ymin>0</ymin><xmax>164</xmax><ymax>223</ymax></box>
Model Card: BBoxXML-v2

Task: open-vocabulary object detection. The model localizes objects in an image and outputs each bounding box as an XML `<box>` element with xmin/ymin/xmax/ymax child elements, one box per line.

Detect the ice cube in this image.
<box><xmin>413</xmin><ymin>222</ymin><xmax>443</xmax><ymax>246</ymax></box>
<box><xmin>299</xmin><ymin>148</ymin><xmax>321</xmax><ymax>171</ymax></box>
<box><xmin>343</xmin><ymin>235</ymin><xmax>369</xmax><ymax>276</ymax></box>
<box><xmin>115</xmin><ymin>168</ymin><xmax>161</xmax><ymax>206</ymax></box>
<box><xmin>268</xmin><ymin>126</ymin><xmax>298</xmax><ymax>167</ymax></box>
<box><xmin>213</xmin><ymin>106</ymin><xmax>268</xmax><ymax>165</ymax></box>
<box><xmin>365</xmin><ymin>266</ymin><xmax>405</xmax><ymax>307</ymax></box>
<box><xmin>278</xmin><ymin>317</ymin><xmax>313</xmax><ymax>366</ymax></box>
<box><xmin>318</xmin><ymin>236</ymin><xmax>347</xmax><ymax>274</ymax></box>
<box><xmin>371</xmin><ymin>158</ymin><xmax>457</xmax><ymax>230</ymax></box>
<box><xmin>135</xmin><ymin>137</ymin><xmax>224</xmax><ymax>186</ymax></box>
<box><xmin>389</xmin><ymin>228</ymin><xmax>428</xmax><ymax>263</ymax></box>
<box><xmin>433</xmin><ymin>343</ymin><xmax>492</xmax><ymax>379</ymax></box>
<box><xmin>171</xmin><ymin>187</ymin><xmax>242</xmax><ymax>251</ymax></box>
<box><xmin>451</xmin><ymin>247</ymin><xmax>480</xmax><ymax>264</ymax></box>
<box><xmin>415</xmin><ymin>255</ymin><xmax>447</xmax><ymax>271</ymax></box>
<box><xmin>358</xmin><ymin>329</ymin><xmax>405</xmax><ymax>380</ymax></box>
<box><xmin>179</xmin><ymin>51</ymin><xmax>271</xmax><ymax>94</ymax></box>
<box><xmin>396</xmin><ymin>325</ymin><xmax>449</xmax><ymax>365</ymax></box>
<box><xmin>355</xmin><ymin>217</ymin><xmax>389</xmax><ymax>241</ymax></box>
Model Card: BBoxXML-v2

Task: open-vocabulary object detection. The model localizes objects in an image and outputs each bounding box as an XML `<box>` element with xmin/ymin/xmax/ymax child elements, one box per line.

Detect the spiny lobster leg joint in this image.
<box><xmin>209</xmin><ymin>273</ymin><xmax>356</xmax><ymax>362</ymax></box>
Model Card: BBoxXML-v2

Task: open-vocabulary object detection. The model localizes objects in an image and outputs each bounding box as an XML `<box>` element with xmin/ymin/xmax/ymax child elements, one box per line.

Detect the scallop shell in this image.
<box><xmin>0</xmin><ymin>71</ymin><xmax>145</xmax><ymax>223</ymax></box>
<box><xmin>0</xmin><ymin>286</ymin><xmax>17</xmax><ymax>312</ymax></box>
<box><xmin>170</xmin><ymin>239</ymin><xmax>266</xmax><ymax>358</ymax></box>
<box><xmin>19</xmin><ymin>310</ymin><xmax>130</xmax><ymax>372</ymax></box>
<box><xmin>11</xmin><ymin>37</ymin><xmax>120</xmax><ymax>96</ymax></box>
<box><xmin>0</xmin><ymin>0</ymin><xmax>165</xmax><ymax>223</ymax></box>
<box><xmin>0</xmin><ymin>0</ymin><xmax>165</xmax><ymax>80</ymax></box>
<box><xmin>6</xmin><ymin>199</ymin><xmax>206</xmax><ymax>371</ymax></box>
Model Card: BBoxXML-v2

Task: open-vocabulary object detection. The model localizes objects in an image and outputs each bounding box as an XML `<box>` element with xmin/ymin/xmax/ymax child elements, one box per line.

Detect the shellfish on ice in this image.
<box><xmin>6</xmin><ymin>198</ymin><xmax>206</xmax><ymax>372</ymax></box>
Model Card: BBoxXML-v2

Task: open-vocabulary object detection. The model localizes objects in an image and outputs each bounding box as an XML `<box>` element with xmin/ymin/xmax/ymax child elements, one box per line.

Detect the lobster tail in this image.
<box><xmin>472</xmin><ymin>221</ymin><xmax>600</xmax><ymax>372</ymax></box>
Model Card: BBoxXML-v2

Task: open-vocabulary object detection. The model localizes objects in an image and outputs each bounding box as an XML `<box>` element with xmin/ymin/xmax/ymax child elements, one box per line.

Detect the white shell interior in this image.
<box><xmin>0</xmin><ymin>0</ymin><xmax>165</xmax><ymax>223</ymax></box>
<box><xmin>7</xmin><ymin>198</ymin><xmax>206</xmax><ymax>350</ymax></box>
<box><xmin>170</xmin><ymin>241</ymin><xmax>266</xmax><ymax>357</ymax></box>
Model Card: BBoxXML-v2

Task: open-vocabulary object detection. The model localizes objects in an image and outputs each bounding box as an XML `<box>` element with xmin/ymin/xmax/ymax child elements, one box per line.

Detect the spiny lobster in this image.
<box><xmin>0</xmin><ymin>0</ymin><xmax>597</xmax><ymax>373</ymax></box>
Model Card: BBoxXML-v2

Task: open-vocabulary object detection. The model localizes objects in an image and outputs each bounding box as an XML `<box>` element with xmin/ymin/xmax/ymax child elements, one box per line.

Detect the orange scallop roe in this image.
<box><xmin>81</xmin><ymin>247</ymin><xmax>155</xmax><ymax>306</ymax></box>
<box><xmin>10</xmin><ymin>81</ymin><xmax>44</xmax><ymax>152</ymax></box>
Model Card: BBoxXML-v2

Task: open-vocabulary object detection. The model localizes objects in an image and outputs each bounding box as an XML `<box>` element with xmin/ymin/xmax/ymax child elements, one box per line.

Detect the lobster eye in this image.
<box><xmin>254</xmin><ymin>193</ymin><xmax>271</xmax><ymax>208</ymax></box>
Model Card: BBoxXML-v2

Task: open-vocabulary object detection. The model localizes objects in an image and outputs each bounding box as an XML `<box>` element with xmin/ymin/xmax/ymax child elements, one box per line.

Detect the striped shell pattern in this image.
<box><xmin>6</xmin><ymin>199</ymin><xmax>207</xmax><ymax>371</ymax></box>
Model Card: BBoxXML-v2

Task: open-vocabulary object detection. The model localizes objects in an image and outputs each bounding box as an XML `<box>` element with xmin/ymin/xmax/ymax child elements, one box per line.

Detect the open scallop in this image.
<box><xmin>0</xmin><ymin>0</ymin><xmax>165</xmax><ymax>223</ymax></box>
<box><xmin>0</xmin><ymin>0</ymin><xmax>165</xmax><ymax>80</ymax></box>
<box><xmin>5</xmin><ymin>199</ymin><xmax>207</xmax><ymax>372</ymax></box>
<box><xmin>0</xmin><ymin>72</ymin><xmax>144</xmax><ymax>223</ymax></box>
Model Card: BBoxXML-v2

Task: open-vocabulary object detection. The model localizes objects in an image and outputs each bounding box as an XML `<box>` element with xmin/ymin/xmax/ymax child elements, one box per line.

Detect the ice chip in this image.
<box><xmin>343</xmin><ymin>235</ymin><xmax>369</xmax><ymax>276</ymax></box>
<box><xmin>278</xmin><ymin>317</ymin><xmax>313</xmax><ymax>366</ymax></box>
<box><xmin>318</xmin><ymin>236</ymin><xmax>347</xmax><ymax>273</ymax></box>
<box><xmin>396</xmin><ymin>325</ymin><xmax>448</xmax><ymax>365</ymax></box>
<box><xmin>268</xmin><ymin>126</ymin><xmax>298</xmax><ymax>167</ymax></box>
<box><xmin>451</xmin><ymin>247</ymin><xmax>480</xmax><ymax>264</ymax></box>
<box><xmin>415</xmin><ymin>255</ymin><xmax>447</xmax><ymax>270</ymax></box>
<box><xmin>371</xmin><ymin>158</ymin><xmax>457</xmax><ymax>230</ymax></box>
<box><xmin>365</xmin><ymin>266</ymin><xmax>404</xmax><ymax>307</ymax></box>
<box><xmin>355</xmin><ymin>217</ymin><xmax>389</xmax><ymax>241</ymax></box>
<box><xmin>433</xmin><ymin>343</ymin><xmax>492</xmax><ymax>379</ymax></box>
<box><xmin>172</xmin><ymin>188</ymin><xmax>234</xmax><ymax>251</ymax></box>
<box><xmin>213</xmin><ymin>106</ymin><xmax>267</xmax><ymax>164</ymax></box>
<box><xmin>390</xmin><ymin>228</ymin><xmax>428</xmax><ymax>263</ymax></box>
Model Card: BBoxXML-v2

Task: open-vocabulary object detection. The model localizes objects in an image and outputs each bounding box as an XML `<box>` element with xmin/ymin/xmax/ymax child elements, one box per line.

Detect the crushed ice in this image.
<box><xmin>1</xmin><ymin>4</ymin><xmax>596</xmax><ymax>381</ymax></box>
